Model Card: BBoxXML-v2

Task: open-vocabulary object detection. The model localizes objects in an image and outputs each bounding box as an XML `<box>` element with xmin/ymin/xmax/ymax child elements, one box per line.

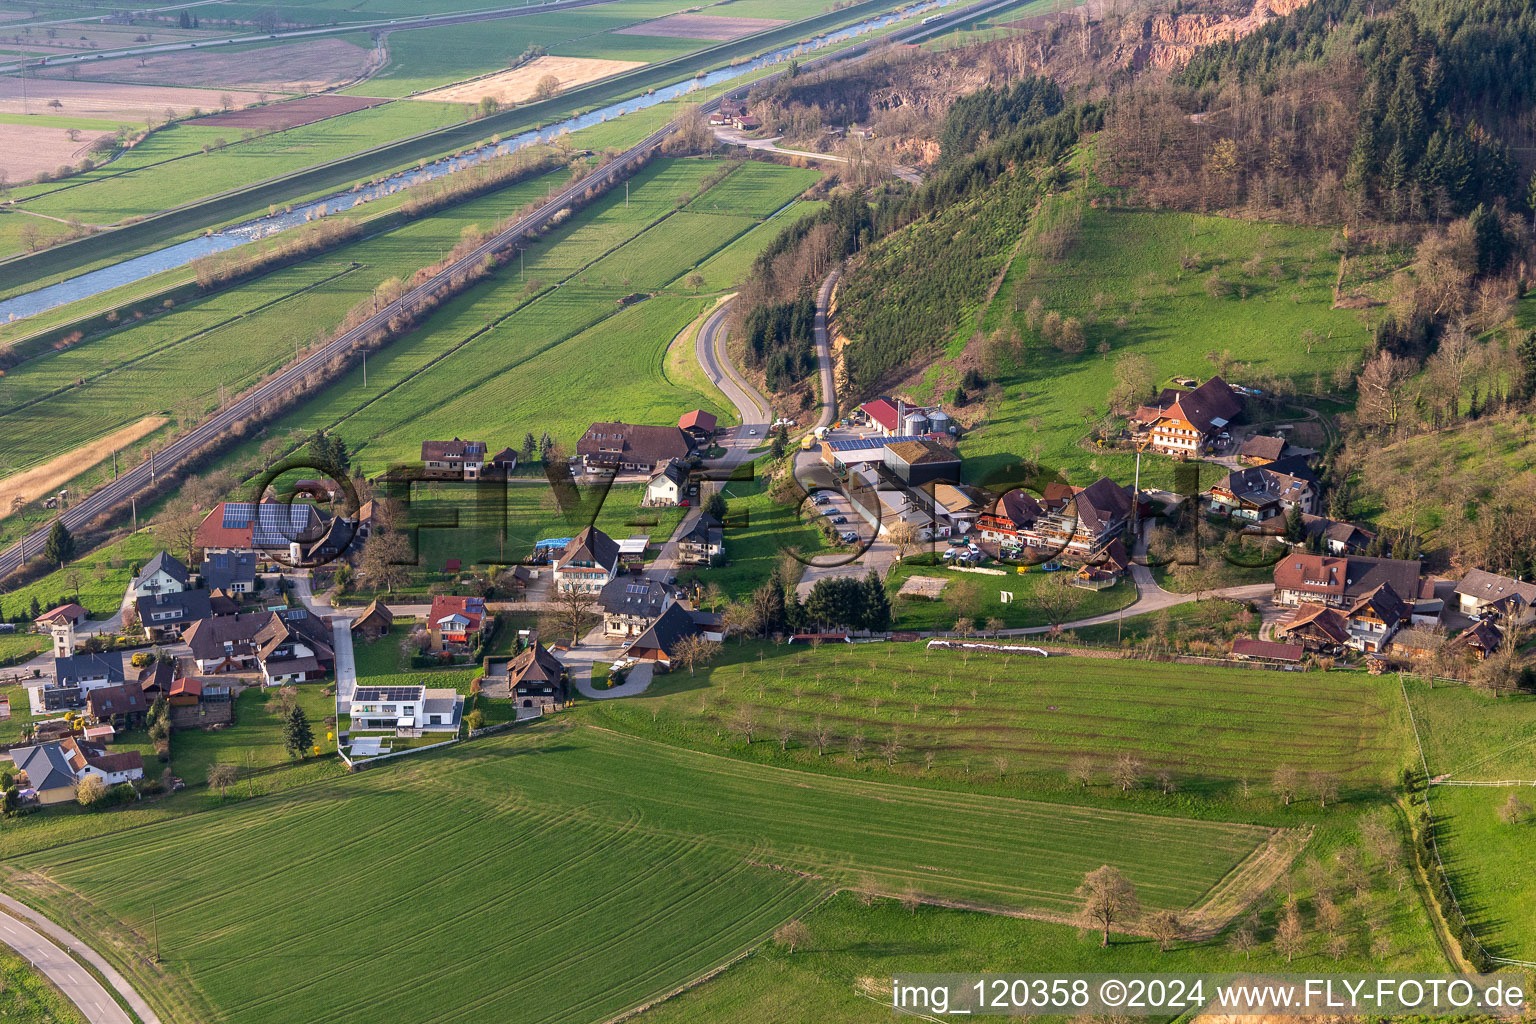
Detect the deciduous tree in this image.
<box><xmin>1076</xmin><ymin>865</ymin><xmax>1140</xmax><ymax>947</ymax></box>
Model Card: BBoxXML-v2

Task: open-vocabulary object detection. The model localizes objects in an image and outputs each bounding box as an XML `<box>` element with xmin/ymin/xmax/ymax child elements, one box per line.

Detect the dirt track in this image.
<box><xmin>415</xmin><ymin>55</ymin><xmax>644</xmax><ymax>106</ymax></box>
<box><xmin>0</xmin><ymin>416</ymin><xmax>167</xmax><ymax>513</ymax></box>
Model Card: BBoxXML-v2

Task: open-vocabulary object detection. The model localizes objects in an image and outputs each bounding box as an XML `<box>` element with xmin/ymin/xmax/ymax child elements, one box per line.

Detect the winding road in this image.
<box><xmin>0</xmin><ymin>894</ymin><xmax>160</xmax><ymax>1024</ymax></box>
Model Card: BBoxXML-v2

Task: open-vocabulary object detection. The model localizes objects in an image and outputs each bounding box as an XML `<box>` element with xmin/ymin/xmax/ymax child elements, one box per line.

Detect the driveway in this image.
<box><xmin>555</xmin><ymin>626</ymin><xmax>656</xmax><ymax>698</ymax></box>
<box><xmin>0</xmin><ymin>893</ymin><xmax>160</xmax><ymax>1024</ymax></box>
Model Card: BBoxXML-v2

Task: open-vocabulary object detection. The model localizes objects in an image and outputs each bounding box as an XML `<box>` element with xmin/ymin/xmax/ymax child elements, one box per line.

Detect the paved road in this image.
<box><xmin>0</xmin><ymin>894</ymin><xmax>161</xmax><ymax>1024</ymax></box>
<box><xmin>695</xmin><ymin>298</ymin><xmax>771</xmax><ymax>427</ymax></box>
<box><xmin>811</xmin><ymin>265</ymin><xmax>842</xmax><ymax>431</ymax></box>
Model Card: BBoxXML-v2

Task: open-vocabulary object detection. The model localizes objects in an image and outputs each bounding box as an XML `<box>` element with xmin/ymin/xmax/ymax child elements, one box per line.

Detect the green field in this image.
<box><xmin>0</xmin><ymin>722</ymin><xmax>1271</xmax><ymax>1024</ymax></box>
<box><xmin>0</xmin><ymin>162</ymin><xmax>568</xmax><ymax>475</ymax></box>
<box><xmin>0</xmin><ymin>528</ymin><xmax>163</xmax><ymax>619</ymax></box>
<box><xmin>3</xmin><ymin>102</ymin><xmax>466</xmax><ymax>252</ymax></box>
<box><xmin>583</xmin><ymin>641</ymin><xmax>1409</xmax><ymax>805</ymax></box>
<box><xmin>169</xmin><ymin>685</ymin><xmax>338</xmax><ymax>788</ymax></box>
<box><xmin>198</xmin><ymin>158</ymin><xmax>816</xmax><ymax>478</ymax></box>
<box><xmin>883</xmin><ymin>558</ymin><xmax>1136</xmax><ymax>631</ymax></box>
<box><xmin>1404</xmin><ymin>678</ymin><xmax>1536</xmax><ymax>958</ymax></box>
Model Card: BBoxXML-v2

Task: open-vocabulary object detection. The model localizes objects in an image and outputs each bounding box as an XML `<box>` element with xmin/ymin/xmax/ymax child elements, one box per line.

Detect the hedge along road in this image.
<box><xmin>0</xmin><ymin>0</ymin><xmax>925</xmax><ymax>300</ymax></box>
<box><xmin>0</xmin><ymin>0</ymin><xmax>1013</xmax><ymax>583</ymax></box>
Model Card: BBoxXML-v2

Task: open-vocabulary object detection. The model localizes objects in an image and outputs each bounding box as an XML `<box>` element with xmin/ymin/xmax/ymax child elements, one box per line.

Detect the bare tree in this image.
<box><xmin>773</xmin><ymin>918</ymin><xmax>810</xmax><ymax>953</ymax></box>
<box><xmin>1309</xmin><ymin>770</ymin><xmax>1339</xmax><ymax>809</ymax></box>
<box><xmin>1274</xmin><ymin>902</ymin><xmax>1305</xmax><ymax>962</ymax></box>
<box><xmin>1111</xmin><ymin>753</ymin><xmax>1142</xmax><ymax>792</ymax></box>
<box><xmin>207</xmin><ymin>762</ymin><xmax>237</xmax><ymax>798</ymax></box>
<box><xmin>359</xmin><ymin>528</ymin><xmax>412</xmax><ymax>595</ymax></box>
<box><xmin>1068</xmin><ymin>754</ymin><xmax>1093</xmax><ymax>788</ymax></box>
<box><xmin>1271</xmin><ymin>764</ymin><xmax>1299</xmax><ymax>806</ymax></box>
<box><xmin>1336</xmin><ymin>846</ymin><xmax>1371</xmax><ymax>899</ymax></box>
<box><xmin>887</xmin><ymin>519</ymin><xmax>920</xmax><ymax>562</ymax></box>
<box><xmin>155</xmin><ymin>494</ymin><xmax>204</xmax><ymax>566</ymax></box>
<box><xmin>1154</xmin><ymin>768</ymin><xmax>1176</xmax><ymax>795</ymax></box>
<box><xmin>1038</xmin><ymin>572</ymin><xmax>1084</xmax><ymax>630</ymax></box>
<box><xmin>1075</xmin><ymin>865</ymin><xmax>1140</xmax><ymax>947</ymax></box>
<box><xmin>672</xmin><ymin>634</ymin><xmax>720</xmax><ymax>676</ymax></box>
<box><xmin>1315</xmin><ymin>894</ymin><xmax>1342</xmax><ymax>936</ymax></box>
<box><xmin>900</xmin><ymin>887</ymin><xmax>920</xmax><ymax>914</ymax></box>
<box><xmin>1355</xmin><ymin>351</ymin><xmax>1418</xmax><ymax>430</ymax></box>
<box><xmin>732</xmin><ymin>705</ymin><xmax>757</xmax><ymax>744</ymax></box>
<box><xmin>992</xmin><ymin>754</ymin><xmax>1010</xmax><ymax>780</ymax></box>
<box><xmin>1498</xmin><ymin>791</ymin><xmax>1533</xmax><ymax>825</ymax></box>
<box><xmin>1147</xmin><ymin>910</ymin><xmax>1184</xmax><ymax>952</ymax></box>
<box><xmin>812</xmin><ymin>716</ymin><xmax>830</xmax><ymax>757</ymax></box>
<box><xmin>1227</xmin><ymin>924</ymin><xmax>1257</xmax><ymax>960</ymax></box>
<box><xmin>880</xmin><ymin>733</ymin><xmax>903</xmax><ymax>770</ymax></box>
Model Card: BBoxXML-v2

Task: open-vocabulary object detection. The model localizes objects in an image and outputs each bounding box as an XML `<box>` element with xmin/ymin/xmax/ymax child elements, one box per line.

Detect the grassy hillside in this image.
<box><xmin>1</xmin><ymin>722</ymin><xmax>1268</xmax><ymax>1024</ymax></box>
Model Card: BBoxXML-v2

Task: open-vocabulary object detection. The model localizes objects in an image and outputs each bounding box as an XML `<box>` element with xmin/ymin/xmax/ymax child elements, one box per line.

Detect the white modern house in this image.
<box><xmin>348</xmin><ymin>685</ymin><xmax>462</xmax><ymax>734</ymax></box>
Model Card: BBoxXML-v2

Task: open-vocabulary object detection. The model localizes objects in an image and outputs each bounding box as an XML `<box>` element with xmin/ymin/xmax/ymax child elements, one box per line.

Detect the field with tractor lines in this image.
<box><xmin>0</xmin><ymin>723</ymin><xmax>1271</xmax><ymax>1024</ymax></box>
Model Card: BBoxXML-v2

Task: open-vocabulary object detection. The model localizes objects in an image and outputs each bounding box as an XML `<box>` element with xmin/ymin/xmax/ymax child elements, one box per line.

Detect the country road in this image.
<box><xmin>695</xmin><ymin>298</ymin><xmax>772</xmax><ymax>427</ymax></box>
<box><xmin>0</xmin><ymin>894</ymin><xmax>161</xmax><ymax>1024</ymax></box>
<box><xmin>812</xmin><ymin>265</ymin><xmax>842</xmax><ymax>431</ymax></box>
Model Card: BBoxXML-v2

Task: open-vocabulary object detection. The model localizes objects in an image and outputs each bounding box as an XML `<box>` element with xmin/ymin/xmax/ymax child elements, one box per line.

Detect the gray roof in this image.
<box><xmin>136</xmin><ymin>550</ymin><xmax>190</xmax><ymax>588</ymax></box>
<box><xmin>597</xmin><ymin>577</ymin><xmax>676</xmax><ymax>618</ymax></box>
<box><xmin>135</xmin><ymin>588</ymin><xmax>212</xmax><ymax>627</ymax></box>
<box><xmin>626</xmin><ymin>601</ymin><xmax>699</xmax><ymax>657</ymax></box>
<box><xmin>53</xmin><ymin>651</ymin><xmax>124</xmax><ymax>686</ymax></box>
<box><xmin>10</xmin><ymin>743</ymin><xmax>76</xmax><ymax>792</ymax></box>
<box><xmin>200</xmin><ymin>549</ymin><xmax>256</xmax><ymax>591</ymax></box>
<box><xmin>1453</xmin><ymin>569</ymin><xmax>1536</xmax><ymax>610</ymax></box>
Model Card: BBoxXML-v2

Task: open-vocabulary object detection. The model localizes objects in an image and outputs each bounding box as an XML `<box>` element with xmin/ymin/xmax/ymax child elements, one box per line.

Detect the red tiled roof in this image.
<box><xmin>35</xmin><ymin>602</ymin><xmax>86</xmax><ymax>623</ymax></box>
<box><xmin>679</xmin><ymin>410</ymin><xmax>717</xmax><ymax>433</ymax></box>
<box><xmin>428</xmin><ymin>595</ymin><xmax>485</xmax><ymax>633</ymax></box>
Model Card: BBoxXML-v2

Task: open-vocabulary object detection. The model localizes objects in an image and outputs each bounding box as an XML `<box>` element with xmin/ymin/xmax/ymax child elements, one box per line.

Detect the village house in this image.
<box><xmin>1388</xmin><ymin>627</ymin><xmax>1447</xmax><ymax>662</ymax></box>
<box><xmin>577</xmin><ymin>422</ymin><xmax>694</xmax><ymax>474</ymax></box>
<box><xmin>1275</xmin><ymin>603</ymin><xmax>1350</xmax><ymax>653</ymax></box>
<box><xmin>677</xmin><ymin>514</ymin><xmax>723</xmax><ymax>566</ymax></box>
<box><xmin>185</xmin><ymin>608</ymin><xmax>334</xmax><ymax>683</ymax></box>
<box><xmin>553</xmin><ymin>526</ymin><xmax>621</xmax><ymax>593</ymax></box>
<box><xmin>487</xmin><ymin>447</ymin><xmax>520</xmax><ymax>476</ymax></box>
<box><xmin>597</xmin><ymin>577</ymin><xmax>678</xmax><ymax>639</ymax></box>
<box><xmin>200</xmin><ymin>549</ymin><xmax>257</xmax><ymax>593</ymax></box>
<box><xmin>1342</xmin><ymin>583</ymin><xmax>1411</xmax><ymax>653</ymax></box>
<box><xmin>194</xmin><ymin>501</ymin><xmax>326</xmax><ymax>562</ymax></box>
<box><xmin>137</xmin><ymin>660</ymin><xmax>176</xmax><ymax>700</ymax></box>
<box><xmin>86</xmin><ymin>683</ymin><xmax>153</xmax><ymax>727</ymax></box>
<box><xmin>53</xmin><ymin>650</ymin><xmax>125</xmax><ymax>692</ymax></box>
<box><xmin>1296</xmin><ymin>514</ymin><xmax>1376</xmax><ymax>555</ymax></box>
<box><xmin>129</xmin><ymin>551</ymin><xmax>189</xmax><ymax>598</ymax></box>
<box><xmin>1075</xmin><ymin>537</ymin><xmax>1133</xmax><ymax>588</ymax></box>
<box><xmin>254</xmin><ymin>608</ymin><xmax>335</xmax><ymax>684</ymax></box>
<box><xmin>678</xmin><ymin>410</ymin><xmax>718</xmax><ymax>446</ymax></box>
<box><xmin>427</xmin><ymin>595</ymin><xmax>486</xmax><ymax>651</ymax></box>
<box><xmin>623</xmin><ymin>601</ymin><xmax>701</xmax><ymax>668</ymax></box>
<box><xmin>1130</xmin><ymin>376</ymin><xmax>1244</xmax><ymax>457</ymax></box>
<box><xmin>34</xmin><ymin>602</ymin><xmax>87</xmax><ymax>630</ymax></box>
<box><xmin>1453</xmin><ymin>569</ymin><xmax>1536</xmax><ymax>625</ymax></box>
<box><xmin>1207</xmin><ymin>458</ymin><xmax>1318</xmax><ymax>521</ymax></box>
<box><xmin>644</xmin><ymin>459</ymin><xmax>689</xmax><ymax>506</ymax></box>
<box><xmin>503</xmin><ymin>641</ymin><xmax>566</xmax><ymax>709</ymax></box>
<box><xmin>975</xmin><ymin>477</ymin><xmax>1134</xmax><ymax>560</ymax></box>
<box><xmin>6</xmin><ymin>736</ymin><xmax>144</xmax><ymax>806</ymax></box>
<box><xmin>349</xmin><ymin>685</ymin><xmax>462</xmax><ymax>733</ymax></box>
<box><xmin>1271</xmin><ymin>553</ymin><xmax>1420</xmax><ymax>610</ymax></box>
<box><xmin>1452</xmin><ymin>619</ymin><xmax>1503</xmax><ymax>659</ymax></box>
<box><xmin>1238</xmin><ymin>435</ymin><xmax>1291</xmax><ymax>466</ymax></box>
<box><xmin>136</xmin><ymin>588</ymin><xmax>213</xmax><ymax>640</ymax></box>
<box><xmin>421</xmin><ymin>438</ymin><xmax>488</xmax><ymax>479</ymax></box>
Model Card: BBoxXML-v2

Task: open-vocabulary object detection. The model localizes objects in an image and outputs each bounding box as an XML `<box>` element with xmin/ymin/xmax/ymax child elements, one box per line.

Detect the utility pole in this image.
<box><xmin>152</xmin><ymin>900</ymin><xmax>160</xmax><ymax>963</ymax></box>
<box><xmin>625</xmin><ymin>180</ymin><xmax>629</xmax><ymax>208</ymax></box>
<box><xmin>112</xmin><ymin>449</ymin><xmax>117</xmax><ymax>480</ymax></box>
<box><xmin>132</xmin><ymin>496</ymin><xmax>137</xmax><ymax>533</ymax></box>
<box><xmin>362</xmin><ymin>350</ymin><xmax>366</xmax><ymax>387</ymax></box>
<box><xmin>149</xmin><ymin>450</ymin><xmax>155</xmax><ymax>484</ymax></box>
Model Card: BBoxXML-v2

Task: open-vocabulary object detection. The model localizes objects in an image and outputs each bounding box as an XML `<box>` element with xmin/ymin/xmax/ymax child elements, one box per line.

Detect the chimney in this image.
<box><xmin>896</xmin><ymin>398</ymin><xmax>905</xmax><ymax>434</ymax></box>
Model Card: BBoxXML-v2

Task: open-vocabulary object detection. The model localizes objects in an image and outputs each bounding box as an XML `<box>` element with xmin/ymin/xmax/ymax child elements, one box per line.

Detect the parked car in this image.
<box><xmin>840</xmin><ymin>531</ymin><xmax>859</xmax><ymax>543</ymax></box>
<box><xmin>830</xmin><ymin>516</ymin><xmax>848</xmax><ymax>524</ymax></box>
<box><xmin>812</xmin><ymin>494</ymin><xmax>832</xmax><ymax>505</ymax></box>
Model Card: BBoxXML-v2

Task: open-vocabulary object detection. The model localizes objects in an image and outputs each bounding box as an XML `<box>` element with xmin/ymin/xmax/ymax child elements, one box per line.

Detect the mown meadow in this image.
<box><xmin>0</xmin><ymin>721</ymin><xmax>1271</xmax><ymax>1024</ymax></box>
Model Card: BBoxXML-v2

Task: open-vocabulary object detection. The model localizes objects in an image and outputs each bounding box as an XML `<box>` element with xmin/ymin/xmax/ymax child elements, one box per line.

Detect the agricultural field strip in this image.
<box><xmin>700</xmin><ymin>658</ymin><xmax>1394</xmax><ymax>777</ymax></box>
<box><xmin>0</xmin><ymin>168</ymin><xmax>569</xmax><ymax>472</ymax></box>
<box><xmin>232</xmin><ymin>160</ymin><xmax>792</xmax><ymax>470</ymax></box>
<box><xmin>0</xmin><ymin>263</ymin><xmax>361</xmax><ymax>428</ymax></box>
